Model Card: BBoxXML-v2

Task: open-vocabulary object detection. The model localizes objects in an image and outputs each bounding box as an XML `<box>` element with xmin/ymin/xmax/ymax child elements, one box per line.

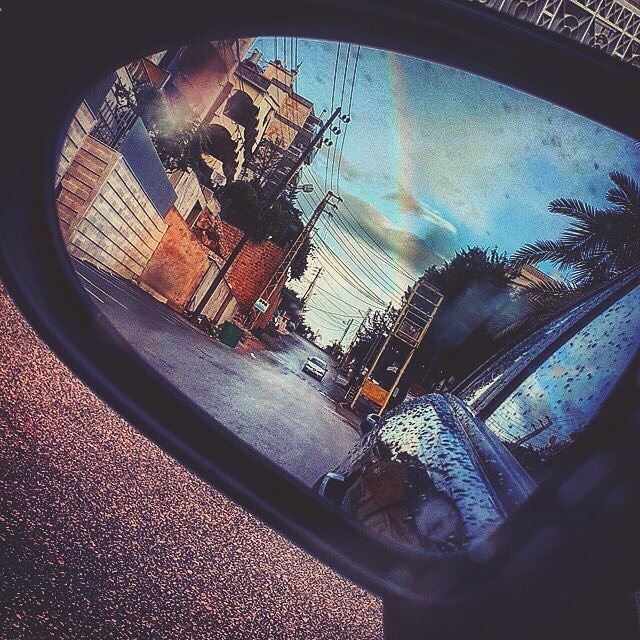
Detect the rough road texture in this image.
<box><xmin>0</xmin><ymin>284</ymin><xmax>382</xmax><ymax>639</ymax></box>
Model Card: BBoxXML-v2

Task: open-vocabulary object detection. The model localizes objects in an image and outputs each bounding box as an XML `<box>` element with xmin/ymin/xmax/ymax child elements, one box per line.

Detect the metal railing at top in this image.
<box><xmin>470</xmin><ymin>0</ymin><xmax>640</xmax><ymax>67</ymax></box>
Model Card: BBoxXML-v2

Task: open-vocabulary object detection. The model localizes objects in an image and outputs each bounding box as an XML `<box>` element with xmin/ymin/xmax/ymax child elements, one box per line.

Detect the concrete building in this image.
<box><xmin>127</xmin><ymin>44</ymin><xmax>320</xmax><ymax>192</ymax></box>
<box><xmin>56</xmin><ymin>41</ymin><xmax>322</xmax><ymax>336</ymax></box>
<box><xmin>56</xmin><ymin>90</ymin><xmax>239</xmax><ymax>323</ymax></box>
<box><xmin>242</xmin><ymin>56</ymin><xmax>323</xmax><ymax>198</ymax></box>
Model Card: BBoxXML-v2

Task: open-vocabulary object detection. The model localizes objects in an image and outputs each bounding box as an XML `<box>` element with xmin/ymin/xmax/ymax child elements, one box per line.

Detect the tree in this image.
<box><xmin>290</xmin><ymin>236</ymin><xmax>311</xmax><ymax>281</ymax></box>
<box><xmin>494</xmin><ymin>277</ymin><xmax>582</xmax><ymax>341</ymax></box>
<box><xmin>110</xmin><ymin>77</ymin><xmax>226</xmax><ymax>190</ymax></box>
<box><xmin>325</xmin><ymin>341</ymin><xmax>345</xmax><ymax>359</ymax></box>
<box><xmin>345</xmin><ymin>308</ymin><xmax>396</xmax><ymax>378</ymax></box>
<box><xmin>254</xmin><ymin>182</ymin><xmax>311</xmax><ymax>280</ymax></box>
<box><xmin>278</xmin><ymin>286</ymin><xmax>304</xmax><ymax>320</ymax></box>
<box><xmin>216</xmin><ymin>181</ymin><xmax>264</xmax><ymax>239</ymax></box>
<box><xmin>216</xmin><ymin>181</ymin><xmax>311</xmax><ymax>279</ymax></box>
<box><xmin>396</xmin><ymin>247</ymin><xmax>523</xmax><ymax>397</ymax></box>
<box><xmin>294</xmin><ymin>320</ymin><xmax>316</xmax><ymax>341</ymax></box>
<box><xmin>242</xmin><ymin>137</ymin><xmax>285</xmax><ymax>188</ymax></box>
<box><xmin>512</xmin><ymin>172</ymin><xmax>640</xmax><ymax>287</ymax></box>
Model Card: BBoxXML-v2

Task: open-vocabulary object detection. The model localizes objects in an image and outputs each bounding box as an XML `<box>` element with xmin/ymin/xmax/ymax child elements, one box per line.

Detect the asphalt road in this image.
<box><xmin>0</xmin><ymin>281</ymin><xmax>382</xmax><ymax>638</ymax></box>
<box><xmin>73</xmin><ymin>259</ymin><xmax>359</xmax><ymax>486</ymax></box>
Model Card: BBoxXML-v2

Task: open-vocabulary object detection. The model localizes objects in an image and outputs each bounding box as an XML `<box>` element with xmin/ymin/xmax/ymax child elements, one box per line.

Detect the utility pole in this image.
<box><xmin>301</xmin><ymin>267</ymin><xmax>323</xmax><ymax>308</ymax></box>
<box><xmin>339</xmin><ymin>307</ymin><xmax>370</xmax><ymax>367</ymax></box>
<box><xmin>349</xmin><ymin>282</ymin><xmax>443</xmax><ymax>413</ymax></box>
<box><xmin>194</xmin><ymin>107</ymin><xmax>341</xmax><ymax>316</ymax></box>
<box><xmin>246</xmin><ymin>191</ymin><xmax>342</xmax><ymax>329</ymax></box>
<box><xmin>334</xmin><ymin>318</ymin><xmax>354</xmax><ymax>356</ymax></box>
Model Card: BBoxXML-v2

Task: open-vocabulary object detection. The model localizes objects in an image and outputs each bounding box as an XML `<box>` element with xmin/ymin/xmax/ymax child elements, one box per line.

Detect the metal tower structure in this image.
<box><xmin>349</xmin><ymin>281</ymin><xmax>443</xmax><ymax>413</ymax></box>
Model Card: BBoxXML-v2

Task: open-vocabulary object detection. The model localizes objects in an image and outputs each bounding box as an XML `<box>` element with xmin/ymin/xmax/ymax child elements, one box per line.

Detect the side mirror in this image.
<box><xmin>1</xmin><ymin>1</ymin><xmax>640</xmax><ymax>637</ymax></box>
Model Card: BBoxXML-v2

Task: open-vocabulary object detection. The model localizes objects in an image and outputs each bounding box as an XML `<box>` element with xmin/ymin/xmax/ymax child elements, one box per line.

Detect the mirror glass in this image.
<box><xmin>56</xmin><ymin>37</ymin><xmax>640</xmax><ymax>554</ymax></box>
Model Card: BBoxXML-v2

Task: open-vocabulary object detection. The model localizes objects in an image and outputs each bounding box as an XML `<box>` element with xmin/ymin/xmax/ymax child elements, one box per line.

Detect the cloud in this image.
<box><xmin>383</xmin><ymin>187</ymin><xmax>457</xmax><ymax>234</ymax></box>
<box><xmin>337</xmin><ymin>156</ymin><xmax>363</xmax><ymax>183</ymax></box>
<box><xmin>314</xmin><ymin>148</ymin><xmax>373</xmax><ymax>185</ymax></box>
<box><xmin>340</xmin><ymin>193</ymin><xmax>454</xmax><ymax>273</ymax></box>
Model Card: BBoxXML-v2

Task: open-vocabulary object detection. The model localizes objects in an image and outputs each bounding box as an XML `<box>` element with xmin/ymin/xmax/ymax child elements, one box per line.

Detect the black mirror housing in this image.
<box><xmin>1</xmin><ymin>1</ymin><xmax>640</xmax><ymax>636</ymax></box>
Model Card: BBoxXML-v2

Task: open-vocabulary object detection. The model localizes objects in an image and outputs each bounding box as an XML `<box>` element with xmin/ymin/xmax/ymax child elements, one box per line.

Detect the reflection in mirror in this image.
<box><xmin>55</xmin><ymin>37</ymin><xmax>640</xmax><ymax>554</ymax></box>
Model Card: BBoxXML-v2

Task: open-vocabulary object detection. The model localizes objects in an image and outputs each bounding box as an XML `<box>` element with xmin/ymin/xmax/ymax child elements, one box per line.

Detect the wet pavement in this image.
<box><xmin>0</xmin><ymin>282</ymin><xmax>382</xmax><ymax>639</ymax></box>
<box><xmin>73</xmin><ymin>259</ymin><xmax>360</xmax><ymax>486</ymax></box>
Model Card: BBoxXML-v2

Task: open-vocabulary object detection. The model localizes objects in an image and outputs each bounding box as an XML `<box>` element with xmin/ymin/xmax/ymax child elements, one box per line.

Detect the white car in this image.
<box><xmin>302</xmin><ymin>356</ymin><xmax>327</xmax><ymax>380</ymax></box>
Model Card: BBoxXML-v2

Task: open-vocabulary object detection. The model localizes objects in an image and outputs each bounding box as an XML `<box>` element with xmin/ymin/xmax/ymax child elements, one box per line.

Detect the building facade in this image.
<box><xmin>474</xmin><ymin>0</ymin><xmax>640</xmax><ymax>67</ymax></box>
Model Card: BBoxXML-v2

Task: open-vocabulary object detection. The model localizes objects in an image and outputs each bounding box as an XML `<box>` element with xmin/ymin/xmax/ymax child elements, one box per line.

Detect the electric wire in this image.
<box><xmin>308</xmin><ymin>286</ymin><xmax>370</xmax><ymax>316</ymax></box>
<box><xmin>299</xmin><ymin>192</ymin><xmax>390</xmax><ymax>305</ymax></box>
<box><xmin>325</xmin><ymin>211</ymin><xmax>406</xmax><ymax>296</ymax></box>
<box><xmin>330</xmin><ymin>43</ymin><xmax>351</xmax><ymax>191</ymax></box>
<box><xmin>325</xmin><ymin>42</ymin><xmax>341</xmax><ymax>191</ymax></box>
<box><xmin>314</xmin><ymin>284</ymin><xmax>373</xmax><ymax>312</ymax></box>
<box><xmin>336</xmin><ymin>44</ymin><xmax>360</xmax><ymax>195</ymax></box>
<box><xmin>340</xmin><ymin>197</ymin><xmax>415</xmax><ymax>279</ymax></box>
<box><xmin>301</xmin><ymin>166</ymin><xmax>414</xmax><ymax>281</ymax></box>
<box><xmin>318</xmin><ymin>216</ymin><xmax>404</xmax><ymax>301</ymax></box>
<box><xmin>305</xmin><ymin>305</ymin><xmax>361</xmax><ymax>320</ymax></box>
<box><xmin>303</xmin><ymin>189</ymin><xmax>405</xmax><ymax>299</ymax></box>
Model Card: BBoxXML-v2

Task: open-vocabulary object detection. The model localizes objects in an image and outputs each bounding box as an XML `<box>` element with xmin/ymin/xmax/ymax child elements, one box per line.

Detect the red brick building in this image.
<box><xmin>194</xmin><ymin>214</ymin><xmax>286</xmax><ymax>329</ymax></box>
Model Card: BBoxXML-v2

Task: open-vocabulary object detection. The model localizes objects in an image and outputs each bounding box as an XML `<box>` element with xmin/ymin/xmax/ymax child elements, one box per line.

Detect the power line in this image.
<box><xmin>326</xmin><ymin>209</ymin><xmax>407</xmax><ymax>296</ymax></box>
<box><xmin>305</xmin><ymin>305</ymin><xmax>361</xmax><ymax>320</ymax></box>
<box><xmin>301</xmin><ymin>166</ymin><xmax>413</xmax><ymax>281</ymax></box>
<box><xmin>300</xmin><ymin>190</ymin><xmax>392</xmax><ymax>302</ymax></box>
<box><xmin>308</xmin><ymin>316</ymin><xmax>351</xmax><ymax>332</ymax></box>
<box><xmin>330</xmin><ymin>43</ymin><xmax>351</xmax><ymax>191</ymax></box>
<box><xmin>309</xmin><ymin>286</ymin><xmax>370</xmax><ymax>316</ymax></box>
<box><xmin>331</xmin><ymin>204</ymin><xmax>414</xmax><ymax>285</ymax></box>
<box><xmin>325</xmin><ymin>42</ymin><xmax>341</xmax><ymax>191</ymax></box>
<box><xmin>319</xmin><ymin>216</ymin><xmax>404</xmax><ymax>301</ymax></box>
<box><xmin>299</xmin><ymin>192</ymin><xmax>390</xmax><ymax>305</ymax></box>
<box><xmin>294</xmin><ymin>38</ymin><xmax>299</xmax><ymax>91</ymax></box>
<box><xmin>311</xmin><ymin>238</ymin><xmax>389</xmax><ymax>307</ymax></box>
<box><xmin>314</xmin><ymin>284</ymin><xmax>377</xmax><ymax>313</ymax></box>
<box><xmin>304</xmin><ymin>188</ymin><xmax>405</xmax><ymax>298</ymax></box>
<box><xmin>340</xmin><ymin>197</ymin><xmax>415</xmax><ymax>279</ymax></box>
<box><xmin>336</xmin><ymin>45</ymin><xmax>360</xmax><ymax>195</ymax></box>
<box><xmin>311</xmin><ymin>234</ymin><xmax>386</xmax><ymax>304</ymax></box>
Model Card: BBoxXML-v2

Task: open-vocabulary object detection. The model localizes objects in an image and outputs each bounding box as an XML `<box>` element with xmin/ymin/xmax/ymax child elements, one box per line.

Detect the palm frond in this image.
<box><xmin>548</xmin><ymin>198</ymin><xmax>600</xmax><ymax>222</ymax></box>
<box><xmin>522</xmin><ymin>277</ymin><xmax>578</xmax><ymax>298</ymax></box>
<box><xmin>606</xmin><ymin>171</ymin><xmax>640</xmax><ymax>211</ymax></box>
<box><xmin>510</xmin><ymin>240</ymin><xmax>568</xmax><ymax>269</ymax></box>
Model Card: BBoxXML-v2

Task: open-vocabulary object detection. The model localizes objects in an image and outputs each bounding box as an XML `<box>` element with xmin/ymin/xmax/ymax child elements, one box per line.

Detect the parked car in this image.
<box><xmin>316</xmin><ymin>393</ymin><xmax>534</xmax><ymax>552</ymax></box>
<box><xmin>302</xmin><ymin>356</ymin><xmax>327</xmax><ymax>380</ymax></box>
<box><xmin>316</xmin><ymin>266</ymin><xmax>640</xmax><ymax>553</ymax></box>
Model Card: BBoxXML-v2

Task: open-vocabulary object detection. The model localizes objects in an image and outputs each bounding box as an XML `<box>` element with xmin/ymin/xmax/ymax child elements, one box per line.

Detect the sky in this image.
<box><xmin>253</xmin><ymin>37</ymin><xmax>640</xmax><ymax>345</ymax></box>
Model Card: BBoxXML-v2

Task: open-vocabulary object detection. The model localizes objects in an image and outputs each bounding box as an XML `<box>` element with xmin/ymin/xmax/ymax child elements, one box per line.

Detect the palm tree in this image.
<box><xmin>494</xmin><ymin>277</ymin><xmax>581</xmax><ymax>341</ymax></box>
<box><xmin>512</xmin><ymin>172</ymin><xmax>640</xmax><ymax>287</ymax></box>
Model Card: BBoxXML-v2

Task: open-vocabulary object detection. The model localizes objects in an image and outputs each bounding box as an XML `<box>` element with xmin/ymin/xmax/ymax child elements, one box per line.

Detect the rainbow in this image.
<box><xmin>387</xmin><ymin>52</ymin><xmax>416</xmax><ymax>215</ymax></box>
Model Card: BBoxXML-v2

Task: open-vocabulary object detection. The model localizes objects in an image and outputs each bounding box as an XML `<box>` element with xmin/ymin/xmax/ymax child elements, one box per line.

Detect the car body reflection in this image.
<box><xmin>317</xmin><ymin>267</ymin><xmax>640</xmax><ymax>551</ymax></box>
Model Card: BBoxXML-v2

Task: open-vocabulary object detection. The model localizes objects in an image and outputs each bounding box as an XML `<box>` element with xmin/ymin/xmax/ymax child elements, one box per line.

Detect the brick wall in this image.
<box><xmin>140</xmin><ymin>208</ymin><xmax>210</xmax><ymax>310</ymax></box>
<box><xmin>197</xmin><ymin>218</ymin><xmax>285</xmax><ymax>327</ymax></box>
